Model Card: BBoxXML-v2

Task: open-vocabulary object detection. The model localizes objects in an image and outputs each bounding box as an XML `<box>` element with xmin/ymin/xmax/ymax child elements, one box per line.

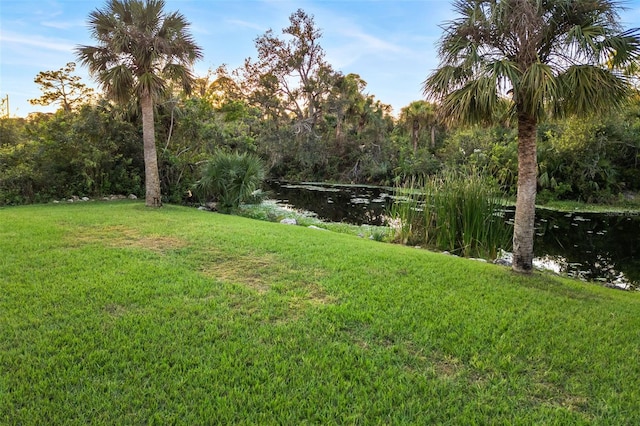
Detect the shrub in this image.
<box><xmin>195</xmin><ymin>151</ymin><xmax>266</xmax><ymax>212</ymax></box>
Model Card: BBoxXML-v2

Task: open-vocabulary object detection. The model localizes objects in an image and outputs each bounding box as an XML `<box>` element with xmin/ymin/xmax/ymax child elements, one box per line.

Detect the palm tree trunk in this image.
<box><xmin>513</xmin><ymin>112</ymin><xmax>537</xmax><ymax>273</ymax></box>
<box><xmin>335</xmin><ymin>113</ymin><xmax>343</xmax><ymax>153</ymax></box>
<box><xmin>430</xmin><ymin>126</ymin><xmax>436</xmax><ymax>150</ymax></box>
<box><xmin>141</xmin><ymin>92</ymin><xmax>162</xmax><ymax>207</ymax></box>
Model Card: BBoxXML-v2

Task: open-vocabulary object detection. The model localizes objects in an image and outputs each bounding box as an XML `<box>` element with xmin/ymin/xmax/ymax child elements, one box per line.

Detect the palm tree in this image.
<box><xmin>424</xmin><ymin>0</ymin><xmax>639</xmax><ymax>273</ymax></box>
<box><xmin>76</xmin><ymin>0</ymin><xmax>202</xmax><ymax>207</ymax></box>
<box><xmin>399</xmin><ymin>100</ymin><xmax>438</xmax><ymax>152</ymax></box>
<box><xmin>327</xmin><ymin>73</ymin><xmax>367</xmax><ymax>149</ymax></box>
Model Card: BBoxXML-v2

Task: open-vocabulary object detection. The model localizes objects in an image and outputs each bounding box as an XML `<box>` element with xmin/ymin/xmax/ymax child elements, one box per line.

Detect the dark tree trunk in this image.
<box><xmin>412</xmin><ymin>119</ymin><xmax>419</xmax><ymax>153</ymax></box>
<box><xmin>512</xmin><ymin>111</ymin><xmax>537</xmax><ymax>273</ymax></box>
<box><xmin>335</xmin><ymin>113</ymin><xmax>344</xmax><ymax>153</ymax></box>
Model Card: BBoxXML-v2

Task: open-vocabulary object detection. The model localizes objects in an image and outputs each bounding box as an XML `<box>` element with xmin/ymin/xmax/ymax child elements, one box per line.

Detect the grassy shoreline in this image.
<box><xmin>536</xmin><ymin>199</ymin><xmax>640</xmax><ymax>214</ymax></box>
<box><xmin>2</xmin><ymin>202</ymin><xmax>639</xmax><ymax>424</ymax></box>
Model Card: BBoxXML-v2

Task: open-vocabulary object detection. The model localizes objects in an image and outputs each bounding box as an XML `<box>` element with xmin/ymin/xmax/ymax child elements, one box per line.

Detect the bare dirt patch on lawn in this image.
<box><xmin>67</xmin><ymin>225</ymin><xmax>188</xmax><ymax>253</ymax></box>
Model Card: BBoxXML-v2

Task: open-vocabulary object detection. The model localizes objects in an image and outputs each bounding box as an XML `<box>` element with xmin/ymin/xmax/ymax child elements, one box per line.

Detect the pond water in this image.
<box><xmin>266</xmin><ymin>181</ymin><xmax>640</xmax><ymax>290</ymax></box>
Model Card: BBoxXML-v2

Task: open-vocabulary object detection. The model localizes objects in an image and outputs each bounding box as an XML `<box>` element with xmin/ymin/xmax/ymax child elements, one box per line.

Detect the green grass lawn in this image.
<box><xmin>1</xmin><ymin>201</ymin><xmax>639</xmax><ymax>424</ymax></box>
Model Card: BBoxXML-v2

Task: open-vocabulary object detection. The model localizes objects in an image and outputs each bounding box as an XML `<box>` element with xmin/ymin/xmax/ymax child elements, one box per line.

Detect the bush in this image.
<box><xmin>195</xmin><ymin>151</ymin><xmax>266</xmax><ymax>212</ymax></box>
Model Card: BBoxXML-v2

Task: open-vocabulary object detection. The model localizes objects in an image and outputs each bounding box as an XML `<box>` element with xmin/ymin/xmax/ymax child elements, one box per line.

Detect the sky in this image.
<box><xmin>1</xmin><ymin>0</ymin><xmax>640</xmax><ymax>118</ymax></box>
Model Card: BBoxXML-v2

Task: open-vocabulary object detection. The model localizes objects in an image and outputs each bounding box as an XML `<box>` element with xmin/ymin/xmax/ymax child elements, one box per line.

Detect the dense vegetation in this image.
<box><xmin>2</xmin><ymin>202</ymin><xmax>639</xmax><ymax>424</ymax></box>
<box><xmin>76</xmin><ymin>0</ymin><xmax>202</xmax><ymax>207</ymax></box>
<box><xmin>1</xmin><ymin>8</ymin><xmax>638</xmax><ymax>207</ymax></box>
<box><xmin>3</xmin><ymin>86</ymin><xmax>638</xmax><ymax>207</ymax></box>
<box><xmin>194</xmin><ymin>151</ymin><xmax>266</xmax><ymax>212</ymax></box>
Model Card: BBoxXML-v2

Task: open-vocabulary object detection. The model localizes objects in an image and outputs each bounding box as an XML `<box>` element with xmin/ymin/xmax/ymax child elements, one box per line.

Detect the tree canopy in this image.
<box><xmin>28</xmin><ymin>62</ymin><xmax>94</xmax><ymax>113</ymax></box>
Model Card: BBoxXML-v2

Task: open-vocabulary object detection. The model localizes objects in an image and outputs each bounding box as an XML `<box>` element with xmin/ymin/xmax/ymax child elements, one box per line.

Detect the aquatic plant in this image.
<box><xmin>391</xmin><ymin>169</ymin><xmax>512</xmax><ymax>259</ymax></box>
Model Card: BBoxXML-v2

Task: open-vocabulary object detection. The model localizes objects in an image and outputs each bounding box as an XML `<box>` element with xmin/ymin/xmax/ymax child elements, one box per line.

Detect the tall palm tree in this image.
<box><xmin>424</xmin><ymin>0</ymin><xmax>639</xmax><ymax>273</ymax></box>
<box><xmin>76</xmin><ymin>0</ymin><xmax>202</xmax><ymax>207</ymax></box>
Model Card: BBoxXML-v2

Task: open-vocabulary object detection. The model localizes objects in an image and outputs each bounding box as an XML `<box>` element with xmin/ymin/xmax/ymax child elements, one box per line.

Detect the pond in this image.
<box><xmin>266</xmin><ymin>181</ymin><xmax>640</xmax><ymax>290</ymax></box>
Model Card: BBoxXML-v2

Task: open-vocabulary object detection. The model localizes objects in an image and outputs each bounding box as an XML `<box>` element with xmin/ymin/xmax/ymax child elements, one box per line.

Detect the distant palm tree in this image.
<box><xmin>399</xmin><ymin>100</ymin><xmax>438</xmax><ymax>152</ymax></box>
<box><xmin>77</xmin><ymin>0</ymin><xmax>202</xmax><ymax>207</ymax></box>
<box><xmin>424</xmin><ymin>0</ymin><xmax>640</xmax><ymax>273</ymax></box>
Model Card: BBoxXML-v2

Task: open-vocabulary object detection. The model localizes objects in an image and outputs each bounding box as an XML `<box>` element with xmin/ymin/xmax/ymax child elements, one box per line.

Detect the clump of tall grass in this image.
<box><xmin>195</xmin><ymin>150</ymin><xmax>266</xmax><ymax>213</ymax></box>
<box><xmin>387</xmin><ymin>177</ymin><xmax>427</xmax><ymax>246</ymax></box>
<box><xmin>390</xmin><ymin>169</ymin><xmax>512</xmax><ymax>259</ymax></box>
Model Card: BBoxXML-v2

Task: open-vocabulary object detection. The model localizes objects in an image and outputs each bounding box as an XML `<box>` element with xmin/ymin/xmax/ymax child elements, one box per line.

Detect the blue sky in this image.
<box><xmin>1</xmin><ymin>0</ymin><xmax>639</xmax><ymax>118</ymax></box>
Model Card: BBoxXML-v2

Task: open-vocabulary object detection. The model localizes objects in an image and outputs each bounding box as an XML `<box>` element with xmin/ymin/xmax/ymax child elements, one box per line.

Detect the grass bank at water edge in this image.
<box><xmin>1</xmin><ymin>201</ymin><xmax>639</xmax><ymax>424</ymax></box>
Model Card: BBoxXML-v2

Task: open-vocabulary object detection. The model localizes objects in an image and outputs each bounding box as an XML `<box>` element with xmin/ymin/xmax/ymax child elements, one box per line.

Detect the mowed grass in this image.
<box><xmin>1</xmin><ymin>202</ymin><xmax>639</xmax><ymax>424</ymax></box>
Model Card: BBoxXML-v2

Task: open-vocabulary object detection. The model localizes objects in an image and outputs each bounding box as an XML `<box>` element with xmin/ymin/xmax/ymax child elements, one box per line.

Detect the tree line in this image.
<box><xmin>3</xmin><ymin>66</ymin><xmax>638</xmax><ymax>205</ymax></box>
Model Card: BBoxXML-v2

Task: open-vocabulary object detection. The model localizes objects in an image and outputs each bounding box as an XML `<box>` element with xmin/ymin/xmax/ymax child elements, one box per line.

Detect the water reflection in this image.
<box><xmin>266</xmin><ymin>181</ymin><xmax>639</xmax><ymax>289</ymax></box>
<box><xmin>529</xmin><ymin>209</ymin><xmax>639</xmax><ymax>290</ymax></box>
<box><xmin>266</xmin><ymin>181</ymin><xmax>394</xmax><ymax>226</ymax></box>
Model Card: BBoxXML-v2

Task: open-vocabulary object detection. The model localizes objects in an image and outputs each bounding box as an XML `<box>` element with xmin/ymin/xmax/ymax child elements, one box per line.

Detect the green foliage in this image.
<box><xmin>2</xmin><ymin>202</ymin><xmax>640</xmax><ymax>424</ymax></box>
<box><xmin>155</xmin><ymin>96</ymin><xmax>263</xmax><ymax>203</ymax></box>
<box><xmin>424</xmin><ymin>0</ymin><xmax>640</xmax><ymax>125</ymax></box>
<box><xmin>195</xmin><ymin>150</ymin><xmax>266</xmax><ymax>212</ymax></box>
<box><xmin>76</xmin><ymin>0</ymin><xmax>202</xmax><ymax>105</ymax></box>
<box><xmin>424</xmin><ymin>0</ymin><xmax>640</xmax><ymax>272</ymax></box>
<box><xmin>398</xmin><ymin>100</ymin><xmax>438</xmax><ymax>152</ymax></box>
<box><xmin>0</xmin><ymin>105</ymin><xmax>143</xmax><ymax>205</ymax></box>
<box><xmin>439</xmin><ymin>126</ymin><xmax>518</xmax><ymax>194</ymax></box>
<box><xmin>432</xmin><ymin>100</ymin><xmax>640</xmax><ymax>204</ymax></box>
<box><xmin>236</xmin><ymin>200</ymin><xmax>390</xmax><ymax>240</ymax></box>
<box><xmin>10</xmin><ymin>88</ymin><xmax>638</xmax><ymax>207</ymax></box>
<box><xmin>387</xmin><ymin>177</ymin><xmax>425</xmax><ymax>245</ymax></box>
<box><xmin>9</xmin><ymin>4</ymin><xmax>640</xmax><ymax>208</ymax></box>
<box><xmin>239</xmin><ymin>10</ymin><xmax>397</xmax><ymax>184</ymax></box>
<box><xmin>391</xmin><ymin>169</ymin><xmax>511</xmax><ymax>259</ymax></box>
<box><xmin>537</xmin><ymin>109</ymin><xmax>640</xmax><ymax>203</ymax></box>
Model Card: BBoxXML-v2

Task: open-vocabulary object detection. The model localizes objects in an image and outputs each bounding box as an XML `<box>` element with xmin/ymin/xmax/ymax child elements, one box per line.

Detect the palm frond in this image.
<box><xmin>76</xmin><ymin>0</ymin><xmax>202</xmax><ymax>105</ymax></box>
<box><xmin>137</xmin><ymin>72</ymin><xmax>165</xmax><ymax>99</ymax></box>
<box><xmin>487</xmin><ymin>59</ymin><xmax>521</xmax><ymax>92</ymax></box>
<box><xmin>519</xmin><ymin>61</ymin><xmax>557</xmax><ymax>118</ymax></box>
<box><xmin>102</xmin><ymin>65</ymin><xmax>135</xmax><ymax>103</ymax></box>
<box><xmin>556</xmin><ymin>65</ymin><xmax>629</xmax><ymax>116</ymax></box>
<box><xmin>424</xmin><ymin>0</ymin><xmax>640</xmax><ymax>124</ymax></box>
<box><xmin>423</xmin><ymin>65</ymin><xmax>470</xmax><ymax>100</ymax></box>
<box><xmin>440</xmin><ymin>76</ymin><xmax>499</xmax><ymax>126</ymax></box>
<box><xmin>162</xmin><ymin>63</ymin><xmax>196</xmax><ymax>94</ymax></box>
<box><xmin>602</xmin><ymin>28</ymin><xmax>640</xmax><ymax>68</ymax></box>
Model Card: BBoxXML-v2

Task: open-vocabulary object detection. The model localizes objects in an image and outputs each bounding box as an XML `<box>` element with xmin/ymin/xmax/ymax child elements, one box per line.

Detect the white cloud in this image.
<box><xmin>40</xmin><ymin>19</ymin><xmax>85</xmax><ymax>30</ymax></box>
<box><xmin>339</xmin><ymin>27</ymin><xmax>406</xmax><ymax>55</ymax></box>
<box><xmin>0</xmin><ymin>31</ymin><xmax>75</xmax><ymax>52</ymax></box>
<box><xmin>226</xmin><ymin>19</ymin><xmax>267</xmax><ymax>32</ymax></box>
<box><xmin>319</xmin><ymin>15</ymin><xmax>411</xmax><ymax>69</ymax></box>
<box><xmin>188</xmin><ymin>22</ymin><xmax>212</xmax><ymax>36</ymax></box>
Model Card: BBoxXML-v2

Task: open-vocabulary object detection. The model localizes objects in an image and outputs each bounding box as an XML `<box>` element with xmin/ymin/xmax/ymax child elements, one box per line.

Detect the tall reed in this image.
<box><xmin>390</xmin><ymin>169</ymin><xmax>512</xmax><ymax>259</ymax></box>
<box><xmin>388</xmin><ymin>177</ymin><xmax>427</xmax><ymax>246</ymax></box>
